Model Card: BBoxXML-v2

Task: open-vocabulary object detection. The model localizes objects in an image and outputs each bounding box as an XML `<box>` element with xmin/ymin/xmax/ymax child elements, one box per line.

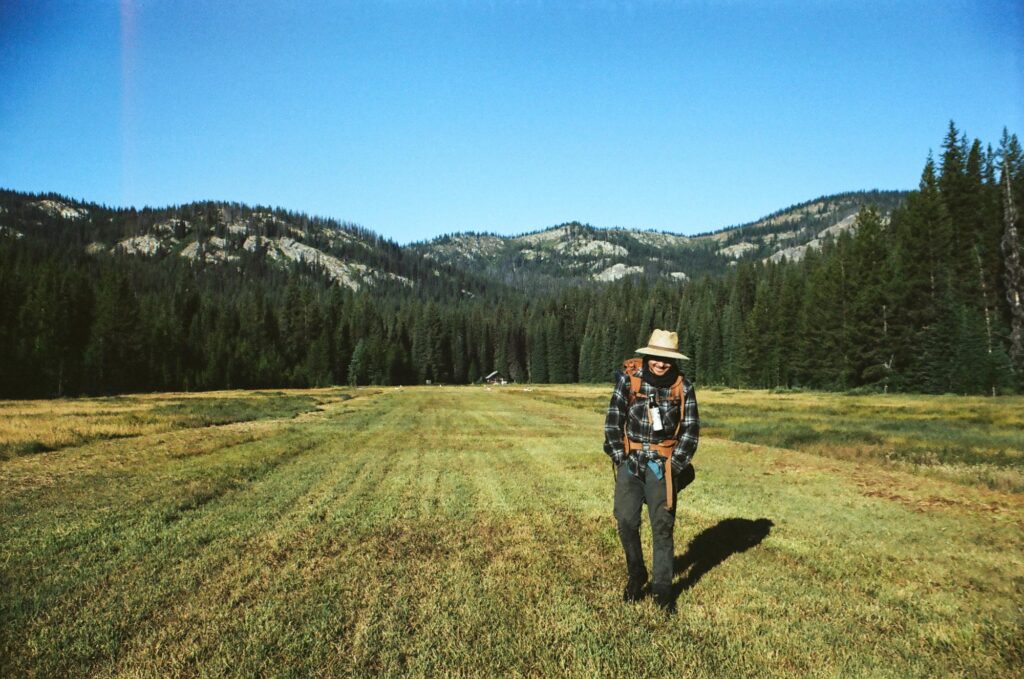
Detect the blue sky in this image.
<box><xmin>2</xmin><ymin>1</ymin><xmax>1022</xmax><ymax>244</ymax></box>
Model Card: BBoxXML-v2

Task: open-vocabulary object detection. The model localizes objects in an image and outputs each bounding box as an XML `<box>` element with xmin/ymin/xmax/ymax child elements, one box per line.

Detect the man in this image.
<box><xmin>604</xmin><ymin>329</ymin><xmax>700</xmax><ymax>612</ymax></box>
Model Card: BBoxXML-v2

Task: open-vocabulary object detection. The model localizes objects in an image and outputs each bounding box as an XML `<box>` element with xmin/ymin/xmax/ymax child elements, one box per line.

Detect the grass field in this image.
<box><xmin>1</xmin><ymin>385</ymin><xmax>1022</xmax><ymax>677</ymax></box>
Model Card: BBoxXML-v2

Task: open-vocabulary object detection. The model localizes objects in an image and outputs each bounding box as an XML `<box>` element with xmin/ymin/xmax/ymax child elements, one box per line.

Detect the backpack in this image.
<box><xmin>620</xmin><ymin>357</ymin><xmax>688</xmax><ymax>508</ymax></box>
<box><xmin>621</xmin><ymin>357</ymin><xmax>684</xmax><ymax>461</ymax></box>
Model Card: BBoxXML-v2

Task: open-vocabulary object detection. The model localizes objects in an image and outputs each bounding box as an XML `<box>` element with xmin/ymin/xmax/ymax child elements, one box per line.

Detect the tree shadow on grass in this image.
<box><xmin>672</xmin><ymin>517</ymin><xmax>774</xmax><ymax>598</ymax></box>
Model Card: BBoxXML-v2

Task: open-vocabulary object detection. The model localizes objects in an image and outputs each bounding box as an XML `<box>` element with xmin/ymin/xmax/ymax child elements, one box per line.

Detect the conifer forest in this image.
<box><xmin>1</xmin><ymin>124</ymin><xmax>1022</xmax><ymax>398</ymax></box>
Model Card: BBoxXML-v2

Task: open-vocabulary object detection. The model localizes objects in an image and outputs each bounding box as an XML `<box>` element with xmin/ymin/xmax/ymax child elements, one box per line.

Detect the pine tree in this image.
<box><xmin>450</xmin><ymin>317</ymin><xmax>468</xmax><ymax>383</ymax></box>
<box><xmin>743</xmin><ymin>270</ymin><xmax>779</xmax><ymax>387</ymax></box>
<box><xmin>800</xmin><ymin>241</ymin><xmax>853</xmax><ymax>389</ymax></box>
<box><xmin>596</xmin><ymin>323</ymin><xmax>617</xmax><ymax>382</ymax></box>
<box><xmin>305</xmin><ymin>315</ymin><xmax>332</xmax><ymax>387</ymax></box>
<box><xmin>494</xmin><ymin>317</ymin><xmax>510</xmax><ymax>380</ymax></box>
<box><xmin>720</xmin><ymin>275</ymin><xmax>746</xmax><ymax>386</ymax></box>
<box><xmin>949</xmin><ymin>300</ymin><xmax>991</xmax><ymax>394</ymax></box>
<box><xmin>1001</xmin><ymin>153</ymin><xmax>1024</xmax><ymax>382</ymax></box>
<box><xmin>528</xmin><ymin>315</ymin><xmax>548</xmax><ymax>383</ymax></box>
<box><xmin>848</xmin><ymin>206</ymin><xmax>896</xmax><ymax>389</ymax></box>
<box><xmin>84</xmin><ymin>270</ymin><xmax>144</xmax><ymax>394</ymax></box>
<box><xmin>348</xmin><ymin>339</ymin><xmax>370</xmax><ymax>386</ymax></box>
<box><xmin>578</xmin><ymin>309</ymin><xmax>599</xmax><ymax>382</ymax></box>
<box><xmin>546</xmin><ymin>314</ymin><xmax>573</xmax><ymax>383</ymax></box>
<box><xmin>939</xmin><ymin>122</ymin><xmax>972</xmax><ymax>283</ymax></box>
<box><xmin>774</xmin><ymin>265</ymin><xmax>804</xmax><ymax>388</ymax></box>
<box><xmin>891</xmin><ymin>157</ymin><xmax>954</xmax><ymax>390</ymax></box>
<box><xmin>506</xmin><ymin>321</ymin><xmax>527</xmax><ymax>383</ymax></box>
<box><xmin>411</xmin><ymin>308</ymin><xmax>430</xmax><ymax>383</ymax></box>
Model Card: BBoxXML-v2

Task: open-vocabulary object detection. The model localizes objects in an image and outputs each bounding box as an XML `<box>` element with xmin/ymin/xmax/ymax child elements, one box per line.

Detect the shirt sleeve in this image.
<box><xmin>603</xmin><ymin>372</ymin><xmax>630</xmax><ymax>465</ymax></box>
<box><xmin>671</xmin><ymin>381</ymin><xmax>700</xmax><ymax>470</ymax></box>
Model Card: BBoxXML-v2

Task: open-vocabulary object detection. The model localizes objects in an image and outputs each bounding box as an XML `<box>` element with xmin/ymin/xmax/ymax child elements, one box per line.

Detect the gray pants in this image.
<box><xmin>613</xmin><ymin>460</ymin><xmax>677</xmax><ymax>588</ymax></box>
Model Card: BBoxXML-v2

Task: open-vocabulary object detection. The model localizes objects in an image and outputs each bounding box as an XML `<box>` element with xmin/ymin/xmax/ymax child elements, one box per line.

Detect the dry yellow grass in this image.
<box><xmin>0</xmin><ymin>390</ymin><xmax>327</xmax><ymax>459</ymax></box>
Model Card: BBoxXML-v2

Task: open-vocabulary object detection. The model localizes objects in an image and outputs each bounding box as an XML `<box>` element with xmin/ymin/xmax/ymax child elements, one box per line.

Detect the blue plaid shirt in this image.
<box><xmin>603</xmin><ymin>369</ymin><xmax>700</xmax><ymax>475</ymax></box>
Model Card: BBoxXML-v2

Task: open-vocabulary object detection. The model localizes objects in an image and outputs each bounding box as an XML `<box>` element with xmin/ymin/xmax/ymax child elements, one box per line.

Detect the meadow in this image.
<box><xmin>1</xmin><ymin>385</ymin><xmax>1021</xmax><ymax>677</ymax></box>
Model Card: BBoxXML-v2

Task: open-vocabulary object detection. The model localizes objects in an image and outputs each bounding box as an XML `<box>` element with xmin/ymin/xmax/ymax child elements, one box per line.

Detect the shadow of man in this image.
<box><xmin>672</xmin><ymin>517</ymin><xmax>774</xmax><ymax>599</ymax></box>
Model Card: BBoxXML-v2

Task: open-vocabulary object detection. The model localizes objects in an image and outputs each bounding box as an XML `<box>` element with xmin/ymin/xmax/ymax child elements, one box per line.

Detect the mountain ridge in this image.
<box><xmin>411</xmin><ymin>189</ymin><xmax>906</xmax><ymax>287</ymax></box>
<box><xmin>0</xmin><ymin>188</ymin><xmax>908</xmax><ymax>291</ymax></box>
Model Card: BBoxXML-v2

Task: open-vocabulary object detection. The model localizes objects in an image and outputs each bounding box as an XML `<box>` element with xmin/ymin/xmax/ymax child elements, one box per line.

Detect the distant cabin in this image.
<box><xmin>484</xmin><ymin>371</ymin><xmax>509</xmax><ymax>385</ymax></box>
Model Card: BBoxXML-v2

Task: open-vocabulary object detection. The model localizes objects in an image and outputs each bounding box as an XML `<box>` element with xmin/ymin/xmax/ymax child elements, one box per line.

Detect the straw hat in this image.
<box><xmin>636</xmin><ymin>329</ymin><xmax>689</xmax><ymax>360</ymax></box>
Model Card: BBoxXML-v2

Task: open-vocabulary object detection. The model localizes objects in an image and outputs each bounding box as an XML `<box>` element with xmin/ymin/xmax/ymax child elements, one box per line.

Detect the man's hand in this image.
<box><xmin>670</xmin><ymin>455</ymin><xmax>690</xmax><ymax>475</ymax></box>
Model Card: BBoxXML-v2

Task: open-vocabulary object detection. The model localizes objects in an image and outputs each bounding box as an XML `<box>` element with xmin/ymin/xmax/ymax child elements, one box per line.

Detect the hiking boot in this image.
<box><xmin>622</xmin><ymin>577</ymin><xmax>646</xmax><ymax>603</ymax></box>
<box><xmin>652</xmin><ymin>584</ymin><xmax>676</xmax><ymax>614</ymax></box>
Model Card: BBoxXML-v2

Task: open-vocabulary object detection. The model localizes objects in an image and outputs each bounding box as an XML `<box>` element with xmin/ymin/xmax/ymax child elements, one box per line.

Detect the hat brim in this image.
<box><xmin>636</xmin><ymin>347</ymin><xmax>690</xmax><ymax>360</ymax></box>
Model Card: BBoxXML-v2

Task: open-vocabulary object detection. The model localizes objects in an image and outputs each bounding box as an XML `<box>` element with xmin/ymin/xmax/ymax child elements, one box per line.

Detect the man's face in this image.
<box><xmin>648</xmin><ymin>358</ymin><xmax>672</xmax><ymax>376</ymax></box>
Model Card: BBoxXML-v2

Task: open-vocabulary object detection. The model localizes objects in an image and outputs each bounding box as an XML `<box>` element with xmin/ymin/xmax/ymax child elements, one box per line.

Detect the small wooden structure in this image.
<box><xmin>483</xmin><ymin>370</ymin><xmax>509</xmax><ymax>385</ymax></box>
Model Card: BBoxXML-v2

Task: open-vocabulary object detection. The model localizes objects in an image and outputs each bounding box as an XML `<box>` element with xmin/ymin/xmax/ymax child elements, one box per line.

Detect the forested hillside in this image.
<box><xmin>1</xmin><ymin>123</ymin><xmax>1021</xmax><ymax>397</ymax></box>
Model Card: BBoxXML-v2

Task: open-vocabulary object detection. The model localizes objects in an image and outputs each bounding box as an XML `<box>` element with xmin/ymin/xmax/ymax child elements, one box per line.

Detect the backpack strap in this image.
<box><xmin>621</xmin><ymin>358</ymin><xmax>644</xmax><ymax>457</ymax></box>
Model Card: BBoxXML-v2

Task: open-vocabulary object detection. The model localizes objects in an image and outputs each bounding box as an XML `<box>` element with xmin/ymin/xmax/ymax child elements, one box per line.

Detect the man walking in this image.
<box><xmin>604</xmin><ymin>329</ymin><xmax>700</xmax><ymax>612</ymax></box>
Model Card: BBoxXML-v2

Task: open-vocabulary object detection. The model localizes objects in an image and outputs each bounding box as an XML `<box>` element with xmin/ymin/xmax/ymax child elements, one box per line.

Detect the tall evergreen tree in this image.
<box><xmin>848</xmin><ymin>206</ymin><xmax>896</xmax><ymax>389</ymax></box>
<box><xmin>528</xmin><ymin>314</ymin><xmax>548</xmax><ymax>383</ymax></box>
<box><xmin>891</xmin><ymin>157</ymin><xmax>954</xmax><ymax>390</ymax></box>
<box><xmin>1001</xmin><ymin>153</ymin><xmax>1024</xmax><ymax>383</ymax></box>
<box><xmin>84</xmin><ymin>271</ymin><xmax>144</xmax><ymax>393</ymax></box>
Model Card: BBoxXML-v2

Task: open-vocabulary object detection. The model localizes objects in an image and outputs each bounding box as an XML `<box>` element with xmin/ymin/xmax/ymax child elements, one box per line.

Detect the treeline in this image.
<box><xmin>0</xmin><ymin>123</ymin><xmax>1021</xmax><ymax>397</ymax></box>
<box><xmin>625</xmin><ymin>123</ymin><xmax>1024</xmax><ymax>394</ymax></box>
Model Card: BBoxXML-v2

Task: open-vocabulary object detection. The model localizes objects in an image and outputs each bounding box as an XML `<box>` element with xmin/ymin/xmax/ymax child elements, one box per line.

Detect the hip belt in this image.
<box><xmin>624</xmin><ymin>438</ymin><xmax>678</xmax><ymax>509</ymax></box>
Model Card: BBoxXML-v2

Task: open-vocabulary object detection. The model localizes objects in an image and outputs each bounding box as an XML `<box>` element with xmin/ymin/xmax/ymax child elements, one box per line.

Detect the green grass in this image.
<box><xmin>1</xmin><ymin>385</ymin><xmax>1021</xmax><ymax>677</ymax></box>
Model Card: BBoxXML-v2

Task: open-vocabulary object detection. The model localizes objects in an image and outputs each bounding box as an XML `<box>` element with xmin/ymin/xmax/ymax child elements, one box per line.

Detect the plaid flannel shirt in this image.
<box><xmin>603</xmin><ymin>369</ymin><xmax>700</xmax><ymax>475</ymax></box>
